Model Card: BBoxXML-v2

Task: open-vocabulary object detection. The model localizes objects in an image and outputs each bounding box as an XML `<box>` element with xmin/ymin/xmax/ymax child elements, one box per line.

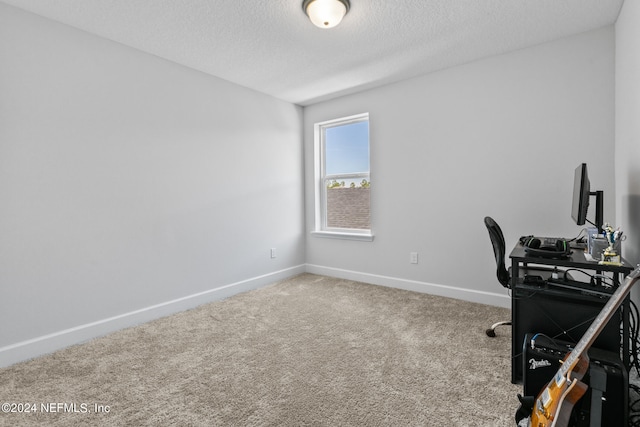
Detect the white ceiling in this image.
<box><xmin>2</xmin><ymin>0</ymin><xmax>625</xmax><ymax>106</ymax></box>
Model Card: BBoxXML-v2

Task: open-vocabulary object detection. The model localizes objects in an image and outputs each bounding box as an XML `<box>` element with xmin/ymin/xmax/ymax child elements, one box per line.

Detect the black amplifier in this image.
<box><xmin>523</xmin><ymin>333</ymin><xmax>628</xmax><ymax>427</ymax></box>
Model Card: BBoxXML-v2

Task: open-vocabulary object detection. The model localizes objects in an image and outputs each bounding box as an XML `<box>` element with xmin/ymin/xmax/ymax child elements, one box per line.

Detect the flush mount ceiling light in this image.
<box><xmin>302</xmin><ymin>0</ymin><xmax>350</xmax><ymax>29</ymax></box>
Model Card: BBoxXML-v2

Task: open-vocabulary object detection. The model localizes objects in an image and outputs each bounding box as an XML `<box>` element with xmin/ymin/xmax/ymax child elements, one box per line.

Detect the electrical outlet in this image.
<box><xmin>410</xmin><ymin>252</ymin><xmax>418</xmax><ymax>264</ymax></box>
<box><xmin>270</xmin><ymin>248</ymin><xmax>276</xmax><ymax>259</ymax></box>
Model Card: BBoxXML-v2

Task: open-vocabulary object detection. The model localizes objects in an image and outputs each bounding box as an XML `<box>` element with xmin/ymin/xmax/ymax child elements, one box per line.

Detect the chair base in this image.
<box><xmin>486</xmin><ymin>320</ymin><xmax>511</xmax><ymax>337</ymax></box>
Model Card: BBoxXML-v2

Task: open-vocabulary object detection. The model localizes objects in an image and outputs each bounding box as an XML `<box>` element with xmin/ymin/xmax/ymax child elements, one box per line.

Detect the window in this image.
<box><xmin>312</xmin><ymin>113</ymin><xmax>372</xmax><ymax>241</ymax></box>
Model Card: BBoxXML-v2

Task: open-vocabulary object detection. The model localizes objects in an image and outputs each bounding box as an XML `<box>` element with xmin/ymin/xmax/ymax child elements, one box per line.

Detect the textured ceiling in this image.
<box><xmin>1</xmin><ymin>0</ymin><xmax>625</xmax><ymax>106</ymax></box>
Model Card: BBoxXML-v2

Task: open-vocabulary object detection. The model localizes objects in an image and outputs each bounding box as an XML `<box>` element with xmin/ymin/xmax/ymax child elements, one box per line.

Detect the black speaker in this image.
<box><xmin>523</xmin><ymin>333</ymin><xmax>628</xmax><ymax>426</ymax></box>
<box><xmin>512</xmin><ymin>284</ymin><xmax>622</xmax><ymax>383</ymax></box>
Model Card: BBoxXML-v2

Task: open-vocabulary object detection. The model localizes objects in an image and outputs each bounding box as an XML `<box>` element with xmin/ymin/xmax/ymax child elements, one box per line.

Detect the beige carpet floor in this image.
<box><xmin>0</xmin><ymin>274</ymin><xmax>520</xmax><ymax>426</ymax></box>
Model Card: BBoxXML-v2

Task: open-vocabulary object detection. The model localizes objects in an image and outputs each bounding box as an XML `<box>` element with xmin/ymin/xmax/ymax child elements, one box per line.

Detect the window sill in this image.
<box><xmin>311</xmin><ymin>231</ymin><xmax>374</xmax><ymax>242</ymax></box>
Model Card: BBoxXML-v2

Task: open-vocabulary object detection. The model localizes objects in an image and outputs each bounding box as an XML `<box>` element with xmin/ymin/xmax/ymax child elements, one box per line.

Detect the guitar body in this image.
<box><xmin>529</xmin><ymin>353</ymin><xmax>589</xmax><ymax>427</ymax></box>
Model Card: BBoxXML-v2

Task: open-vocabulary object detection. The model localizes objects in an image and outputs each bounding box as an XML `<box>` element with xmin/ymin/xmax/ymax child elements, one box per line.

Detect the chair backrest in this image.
<box><xmin>484</xmin><ymin>216</ymin><xmax>510</xmax><ymax>288</ymax></box>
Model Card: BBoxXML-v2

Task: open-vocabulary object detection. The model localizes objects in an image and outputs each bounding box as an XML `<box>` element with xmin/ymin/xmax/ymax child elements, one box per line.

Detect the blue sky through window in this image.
<box><xmin>325</xmin><ymin>121</ymin><xmax>369</xmax><ymax>175</ymax></box>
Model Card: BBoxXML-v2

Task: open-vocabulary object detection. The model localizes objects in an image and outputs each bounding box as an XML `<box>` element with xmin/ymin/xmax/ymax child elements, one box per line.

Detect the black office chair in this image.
<box><xmin>484</xmin><ymin>217</ymin><xmax>513</xmax><ymax>337</ymax></box>
<box><xmin>484</xmin><ymin>216</ymin><xmax>565</xmax><ymax>337</ymax></box>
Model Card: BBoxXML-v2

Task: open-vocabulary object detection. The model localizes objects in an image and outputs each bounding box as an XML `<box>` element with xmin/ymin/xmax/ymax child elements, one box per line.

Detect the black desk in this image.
<box><xmin>509</xmin><ymin>243</ymin><xmax>634</xmax><ymax>384</ymax></box>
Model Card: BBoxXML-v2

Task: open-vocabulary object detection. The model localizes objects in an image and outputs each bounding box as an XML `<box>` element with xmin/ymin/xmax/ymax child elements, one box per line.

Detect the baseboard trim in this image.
<box><xmin>0</xmin><ymin>265</ymin><xmax>305</xmax><ymax>368</ymax></box>
<box><xmin>304</xmin><ymin>264</ymin><xmax>510</xmax><ymax>309</ymax></box>
<box><xmin>1</xmin><ymin>264</ymin><xmax>507</xmax><ymax>368</ymax></box>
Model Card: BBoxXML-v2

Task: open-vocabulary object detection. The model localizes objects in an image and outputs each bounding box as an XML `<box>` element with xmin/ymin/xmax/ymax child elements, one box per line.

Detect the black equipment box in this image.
<box><xmin>523</xmin><ymin>333</ymin><xmax>628</xmax><ymax>427</ymax></box>
<box><xmin>513</xmin><ymin>283</ymin><xmax>622</xmax><ymax>383</ymax></box>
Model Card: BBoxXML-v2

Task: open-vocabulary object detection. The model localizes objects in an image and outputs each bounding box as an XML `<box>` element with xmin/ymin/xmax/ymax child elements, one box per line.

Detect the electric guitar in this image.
<box><xmin>522</xmin><ymin>265</ymin><xmax>640</xmax><ymax>427</ymax></box>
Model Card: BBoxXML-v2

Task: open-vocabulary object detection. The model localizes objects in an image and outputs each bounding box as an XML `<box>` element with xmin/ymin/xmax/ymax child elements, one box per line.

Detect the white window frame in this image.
<box><xmin>311</xmin><ymin>113</ymin><xmax>373</xmax><ymax>241</ymax></box>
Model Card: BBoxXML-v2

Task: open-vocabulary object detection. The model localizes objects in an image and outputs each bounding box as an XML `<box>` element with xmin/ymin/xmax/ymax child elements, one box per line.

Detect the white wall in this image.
<box><xmin>305</xmin><ymin>27</ymin><xmax>616</xmax><ymax>306</ymax></box>
<box><xmin>0</xmin><ymin>4</ymin><xmax>304</xmax><ymax>366</ymax></box>
<box><xmin>615</xmin><ymin>0</ymin><xmax>640</xmax><ymax>301</ymax></box>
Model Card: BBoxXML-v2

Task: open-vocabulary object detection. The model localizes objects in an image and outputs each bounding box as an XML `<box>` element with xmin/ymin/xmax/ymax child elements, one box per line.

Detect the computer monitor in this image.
<box><xmin>571</xmin><ymin>163</ymin><xmax>603</xmax><ymax>233</ymax></box>
<box><xmin>571</xmin><ymin>163</ymin><xmax>589</xmax><ymax>225</ymax></box>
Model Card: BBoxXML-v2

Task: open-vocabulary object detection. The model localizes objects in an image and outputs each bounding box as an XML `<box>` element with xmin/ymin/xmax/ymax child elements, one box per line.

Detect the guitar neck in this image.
<box><xmin>561</xmin><ymin>267</ymin><xmax>640</xmax><ymax>375</ymax></box>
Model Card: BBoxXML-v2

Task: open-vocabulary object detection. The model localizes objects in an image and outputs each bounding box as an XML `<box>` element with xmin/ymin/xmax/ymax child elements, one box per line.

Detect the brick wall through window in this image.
<box><xmin>326</xmin><ymin>187</ymin><xmax>370</xmax><ymax>229</ymax></box>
